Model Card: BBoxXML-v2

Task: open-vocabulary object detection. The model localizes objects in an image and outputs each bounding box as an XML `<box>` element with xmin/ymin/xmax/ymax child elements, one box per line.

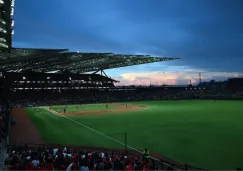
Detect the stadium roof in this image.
<box><xmin>0</xmin><ymin>48</ymin><xmax>180</xmax><ymax>73</ymax></box>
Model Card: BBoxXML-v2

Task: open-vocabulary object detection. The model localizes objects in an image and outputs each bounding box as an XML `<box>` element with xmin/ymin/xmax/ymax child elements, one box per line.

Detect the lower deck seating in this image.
<box><xmin>4</xmin><ymin>146</ymin><xmax>159</xmax><ymax>170</ymax></box>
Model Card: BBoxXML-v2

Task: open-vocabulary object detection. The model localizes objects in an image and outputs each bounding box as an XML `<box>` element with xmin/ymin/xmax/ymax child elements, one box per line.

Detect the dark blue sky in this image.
<box><xmin>13</xmin><ymin>0</ymin><xmax>243</xmax><ymax>85</ymax></box>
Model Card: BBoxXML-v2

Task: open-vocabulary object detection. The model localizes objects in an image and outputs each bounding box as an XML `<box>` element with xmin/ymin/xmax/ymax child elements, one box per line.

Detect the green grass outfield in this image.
<box><xmin>25</xmin><ymin>100</ymin><xmax>243</xmax><ymax>169</ymax></box>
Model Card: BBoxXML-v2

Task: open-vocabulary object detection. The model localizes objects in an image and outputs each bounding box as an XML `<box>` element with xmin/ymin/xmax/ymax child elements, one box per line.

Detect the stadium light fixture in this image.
<box><xmin>0</xmin><ymin>42</ymin><xmax>8</xmax><ymax>48</ymax></box>
<box><xmin>0</xmin><ymin>37</ymin><xmax>7</xmax><ymax>48</ymax></box>
<box><xmin>10</xmin><ymin>8</ymin><xmax>14</xmax><ymax>16</ymax></box>
<box><xmin>11</xmin><ymin>0</ymin><xmax>15</xmax><ymax>7</ymax></box>
<box><xmin>10</xmin><ymin>0</ymin><xmax>15</xmax><ymax>16</ymax></box>
<box><xmin>0</xmin><ymin>38</ymin><xmax>6</xmax><ymax>42</ymax></box>
<box><xmin>0</xmin><ymin>28</ymin><xmax>7</xmax><ymax>33</ymax></box>
<box><xmin>11</xmin><ymin>20</ymin><xmax>14</xmax><ymax>27</ymax></box>
<box><xmin>0</xmin><ymin>20</ymin><xmax>6</xmax><ymax>25</ymax></box>
<box><xmin>11</xmin><ymin>30</ymin><xmax>14</xmax><ymax>35</ymax></box>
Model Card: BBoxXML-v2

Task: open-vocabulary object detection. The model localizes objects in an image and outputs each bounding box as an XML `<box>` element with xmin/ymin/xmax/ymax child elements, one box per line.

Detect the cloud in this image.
<box><xmin>114</xmin><ymin>71</ymin><xmax>243</xmax><ymax>86</ymax></box>
<box><xmin>12</xmin><ymin>0</ymin><xmax>243</xmax><ymax>82</ymax></box>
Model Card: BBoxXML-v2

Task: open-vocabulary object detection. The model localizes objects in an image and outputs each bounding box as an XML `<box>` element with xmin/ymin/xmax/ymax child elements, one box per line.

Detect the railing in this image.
<box><xmin>6</xmin><ymin>143</ymin><xmax>205</xmax><ymax>171</ymax></box>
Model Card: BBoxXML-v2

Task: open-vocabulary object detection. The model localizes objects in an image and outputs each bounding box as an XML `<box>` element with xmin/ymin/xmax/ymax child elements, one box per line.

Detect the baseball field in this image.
<box><xmin>10</xmin><ymin>100</ymin><xmax>243</xmax><ymax>169</ymax></box>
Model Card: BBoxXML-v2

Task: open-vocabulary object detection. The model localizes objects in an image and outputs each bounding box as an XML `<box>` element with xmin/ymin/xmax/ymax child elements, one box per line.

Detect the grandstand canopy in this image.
<box><xmin>0</xmin><ymin>48</ymin><xmax>180</xmax><ymax>73</ymax></box>
<box><xmin>3</xmin><ymin>70</ymin><xmax>118</xmax><ymax>82</ymax></box>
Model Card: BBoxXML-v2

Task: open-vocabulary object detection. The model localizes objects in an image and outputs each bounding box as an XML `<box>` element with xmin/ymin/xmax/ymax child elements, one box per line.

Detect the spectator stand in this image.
<box><xmin>6</xmin><ymin>143</ymin><xmax>205</xmax><ymax>170</ymax></box>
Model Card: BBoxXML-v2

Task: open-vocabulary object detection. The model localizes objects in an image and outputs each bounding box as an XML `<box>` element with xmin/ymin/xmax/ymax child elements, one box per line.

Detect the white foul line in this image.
<box><xmin>46</xmin><ymin>109</ymin><xmax>180</xmax><ymax>170</ymax></box>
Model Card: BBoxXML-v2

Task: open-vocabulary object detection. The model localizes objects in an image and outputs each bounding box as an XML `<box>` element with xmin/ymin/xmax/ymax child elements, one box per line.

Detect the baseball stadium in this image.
<box><xmin>1</xmin><ymin>0</ymin><xmax>243</xmax><ymax>170</ymax></box>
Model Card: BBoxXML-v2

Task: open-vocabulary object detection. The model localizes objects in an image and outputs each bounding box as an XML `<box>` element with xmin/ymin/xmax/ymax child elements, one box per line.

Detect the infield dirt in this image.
<box><xmin>45</xmin><ymin>103</ymin><xmax>148</xmax><ymax>116</ymax></box>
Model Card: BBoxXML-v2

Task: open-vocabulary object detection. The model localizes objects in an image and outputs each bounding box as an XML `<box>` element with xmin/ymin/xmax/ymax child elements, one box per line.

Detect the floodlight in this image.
<box><xmin>11</xmin><ymin>8</ymin><xmax>14</xmax><ymax>16</ymax></box>
<box><xmin>11</xmin><ymin>0</ymin><xmax>15</xmax><ymax>7</ymax></box>
<box><xmin>11</xmin><ymin>20</ymin><xmax>14</xmax><ymax>27</ymax></box>
<box><xmin>23</xmin><ymin>76</ymin><xmax>26</xmax><ymax>80</ymax></box>
<box><xmin>0</xmin><ymin>38</ymin><xmax>6</xmax><ymax>42</ymax></box>
<box><xmin>12</xmin><ymin>30</ymin><xmax>14</xmax><ymax>35</ymax></box>
<box><xmin>69</xmin><ymin>77</ymin><xmax>72</xmax><ymax>80</ymax></box>
<box><xmin>0</xmin><ymin>20</ymin><xmax>6</xmax><ymax>25</ymax></box>
<box><xmin>0</xmin><ymin>28</ymin><xmax>7</xmax><ymax>33</ymax></box>
<box><xmin>0</xmin><ymin>42</ymin><xmax>8</xmax><ymax>48</ymax></box>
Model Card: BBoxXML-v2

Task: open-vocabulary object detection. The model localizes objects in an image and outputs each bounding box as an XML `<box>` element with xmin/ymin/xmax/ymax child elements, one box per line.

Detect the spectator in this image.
<box><xmin>80</xmin><ymin>162</ymin><xmax>89</xmax><ymax>171</ymax></box>
<box><xmin>142</xmin><ymin>149</ymin><xmax>150</xmax><ymax>162</ymax></box>
<box><xmin>31</xmin><ymin>156</ymin><xmax>40</xmax><ymax>168</ymax></box>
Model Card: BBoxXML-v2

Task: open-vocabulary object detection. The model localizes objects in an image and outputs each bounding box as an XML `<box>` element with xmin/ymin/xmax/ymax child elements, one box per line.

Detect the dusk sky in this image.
<box><xmin>13</xmin><ymin>0</ymin><xmax>243</xmax><ymax>85</ymax></box>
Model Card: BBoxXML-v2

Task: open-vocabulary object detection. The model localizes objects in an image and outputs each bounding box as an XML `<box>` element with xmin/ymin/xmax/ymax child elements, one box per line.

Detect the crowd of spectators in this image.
<box><xmin>4</xmin><ymin>146</ymin><xmax>162</xmax><ymax>171</ymax></box>
<box><xmin>9</xmin><ymin>89</ymin><xmax>185</xmax><ymax>108</ymax></box>
<box><xmin>9</xmin><ymin>86</ymin><xmax>241</xmax><ymax>108</ymax></box>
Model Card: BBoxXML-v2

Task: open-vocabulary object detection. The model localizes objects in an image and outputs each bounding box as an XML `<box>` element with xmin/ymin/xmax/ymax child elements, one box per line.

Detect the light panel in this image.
<box><xmin>0</xmin><ymin>28</ymin><xmax>7</xmax><ymax>33</ymax></box>
<box><xmin>10</xmin><ymin>0</ymin><xmax>15</xmax><ymax>16</ymax></box>
<box><xmin>0</xmin><ymin>38</ymin><xmax>6</xmax><ymax>42</ymax></box>
<box><xmin>0</xmin><ymin>42</ymin><xmax>8</xmax><ymax>48</ymax></box>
